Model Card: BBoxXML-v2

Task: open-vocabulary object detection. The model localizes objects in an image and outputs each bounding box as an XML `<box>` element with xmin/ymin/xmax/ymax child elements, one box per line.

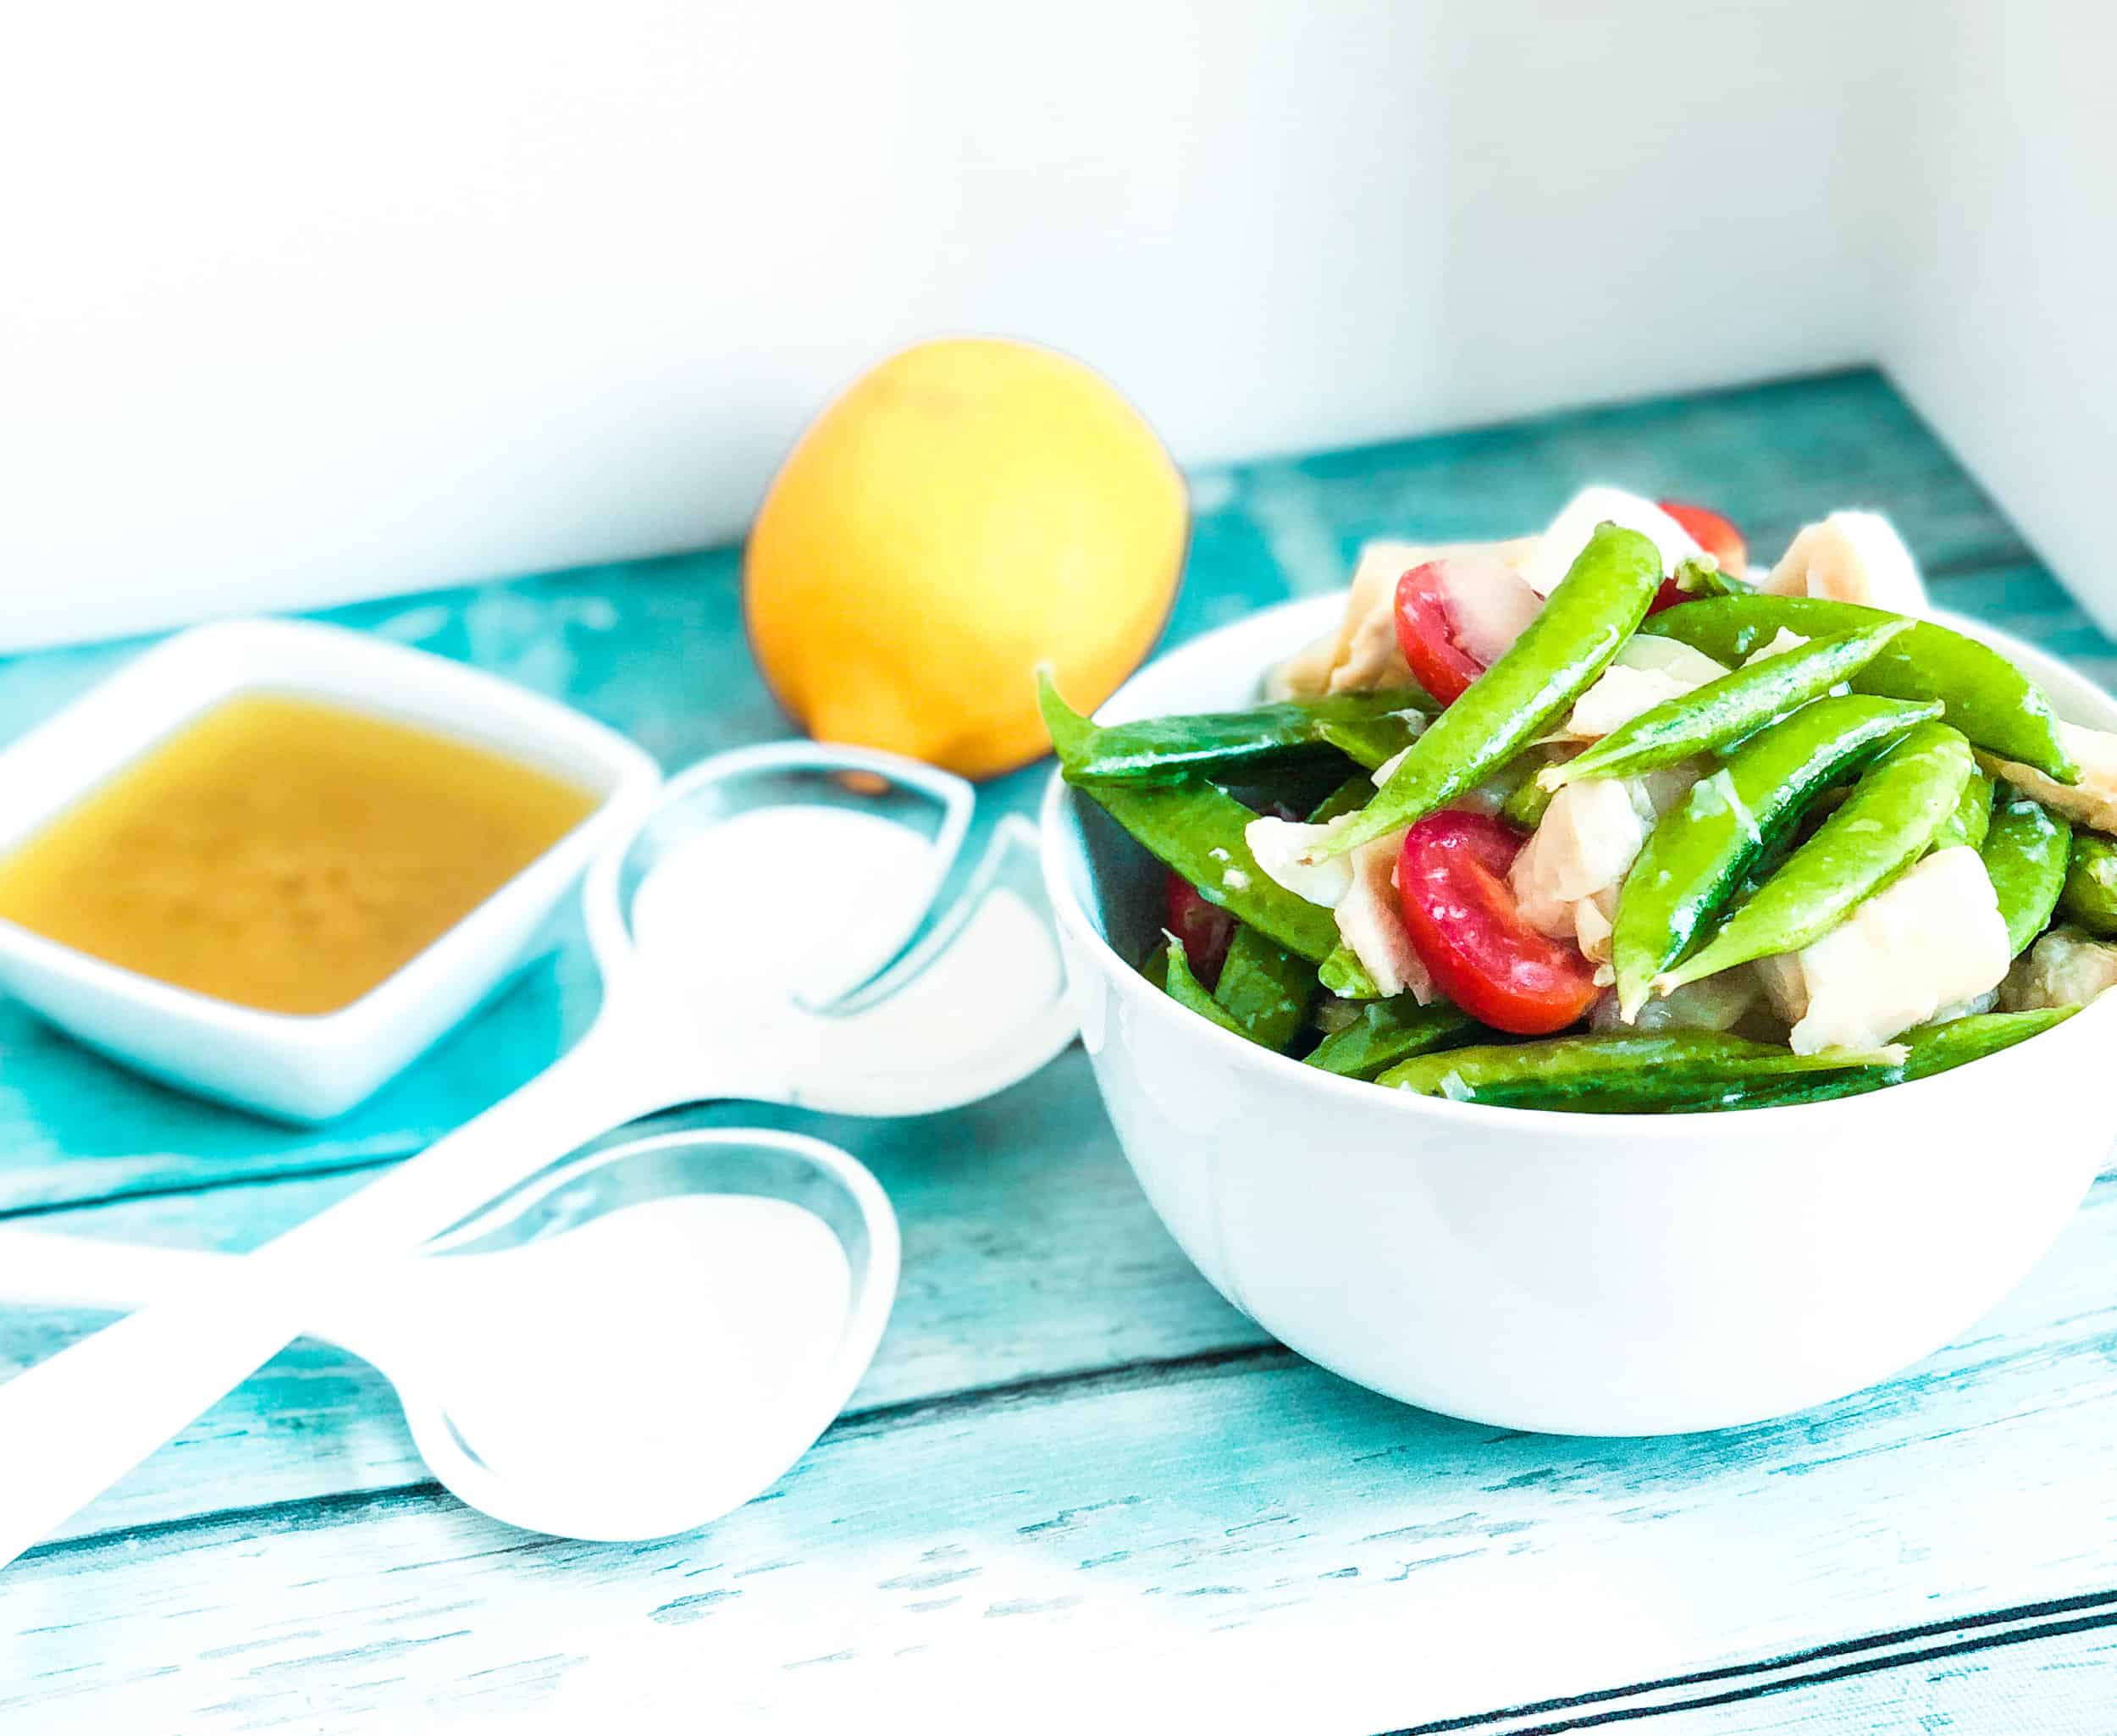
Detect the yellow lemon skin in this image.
<box><xmin>744</xmin><ymin>339</ymin><xmax>1187</xmax><ymax>780</ymax></box>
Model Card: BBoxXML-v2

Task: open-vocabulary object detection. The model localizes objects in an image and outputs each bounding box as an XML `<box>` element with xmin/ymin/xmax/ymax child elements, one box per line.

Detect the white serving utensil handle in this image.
<box><xmin>0</xmin><ymin>1004</ymin><xmax>693</xmax><ymax>1568</ymax></box>
<box><xmin>0</xmin><ymin>1227</ymin><xmax>230</xmax><ymax>1311</ymax></box>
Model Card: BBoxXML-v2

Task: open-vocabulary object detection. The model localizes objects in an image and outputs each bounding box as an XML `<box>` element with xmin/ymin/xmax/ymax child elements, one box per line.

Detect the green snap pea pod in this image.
<box><xmin>1138</xmin><ymin>943</ymin><xmax>1172</xmax><ymax>990</ymax></box>
<box><xmin>1667</xmin><ymin>1008</ymin><xmax>2076</xmax><ymax>1110</ymax></box>
<box><xmin>1041</xmin><ymin>679</ymin><xmax>1340</xmax><ymax>960</ymax></box>
<box><xmin>1501</xmin><ymin>776</ymin><xmax>1554</xmax><ymax>830</ymax></box>
<box><xmin>1981</xmin><ymin>785</ymin><xmax>2072</xmax><ymax>957</ymax></box>
<box><xmin>1318</xmin><ymin>943</ymin><xmax>1381</xmax><ymax>1000</ymax></box>
<box><xmin>1641</xmin><ymin>595</ymin><xmax>2077</xmax><ymax>781</ymax></box>
<box><xmin>1377</xmin><ymin>1031</ymin><xmax>1895</xmax><ymax>1113</ymax></box>
<box><xmin>1609</xmin><ymin>695</ymin><xmax>1943</xmax><ymax>1018</ymax></box>
<box><xmin>1931</xmin><ymin>766</ymin><xmax>1994</xmax><ymax>854</ymax></box>
<box><xmin>1213</xmin><ymin>925</ymin><xmax>1318</xmax><ymax>1049</ymax></box>
<box><xmin>1541</xmin><ymin>622</ymin><xmax>1911</xmax><ymax>792</ymax></box>
<box><xmin>1307</xmin><ymin>999</ymin><xmax>1482</xmax><ymax>1081</ymax></box>
<box><xmin>1667</xmin><ymin>554</ymin><xmax>1755</xmax><ymax>601</ymax></box>
<box><xmin>1160</xmin><ymin>937</ymin><xmax>1248</xmax><ymax>1036</ymax></box>
<box><xmin>1047</xmin><ymin>685</ymin><xmax>1429</xmax><ymax>785</ymax></box>
<box><xmin>1314</xmin><ymin>710</ymin><xmax>1429</xmax><ymax>773</ymax></box>
<box><xmin>1313</xmin><ymin>523</ymin><xmax>1665</xmax><ymax>859</ymax></box>
<box><xmin>2058</xmin><ymin>831</ymin><xmax>2117</xmax><ymax>937</ymax></box>
<box><xmin>1655</xmin><ymin>721</ymin><xmax>1973</xmax><ymax>994</ymax></box>
<box><xmin>1308</xmin><ymin>776</ymin><xmax>1378</xmax><ymax>824</ymax></box>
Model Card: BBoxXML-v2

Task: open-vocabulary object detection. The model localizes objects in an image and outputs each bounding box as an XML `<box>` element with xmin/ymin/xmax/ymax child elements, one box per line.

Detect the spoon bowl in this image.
<box><xmin>0</xmin><ymin>738</ymin><xmax>1070</xmax><ymax>1564</ymax></box>
<box><xmin>0</xmin><ymin>1125</ymin><xmax>898</xmax><ymax>1541</ymax></box>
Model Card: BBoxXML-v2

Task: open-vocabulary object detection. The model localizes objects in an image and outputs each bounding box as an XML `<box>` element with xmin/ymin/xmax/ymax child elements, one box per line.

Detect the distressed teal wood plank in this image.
<box><xmin>1428</xmin><ymin>1595</ymin><xmax>2117</xmax><ymax>1733</ymax></box>
<box><xmin>8</xmin><ymin>368</ymin><xmax>2117</xmax><ymax>1728</ymax></box>
<box><xmin>1</xmin><ymin>367</ymin><xmax>2099</xmax><ymax>1220</ymax></box>
<box><xmin>16</xmin><ymin>1170</ymin><xmax>2117</xmax><ymax>1731</ymax></box>
<box><xmin>0</xmin><ymin>1055</ymin><xmax>1264</xmax><ymax>1544</ymax></box>
<box><xmin>1634</xmin><ymin>1622</ymin><xmax>2117</xmax><ymax>1734</ymax></box>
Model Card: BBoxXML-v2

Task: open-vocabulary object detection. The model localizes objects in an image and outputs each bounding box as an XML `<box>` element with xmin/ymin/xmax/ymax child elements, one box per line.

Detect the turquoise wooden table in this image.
<box><xmin>9</xmin><ymin>369</ymin><xmax>2117</xmax><ymax>1733</ymax></box>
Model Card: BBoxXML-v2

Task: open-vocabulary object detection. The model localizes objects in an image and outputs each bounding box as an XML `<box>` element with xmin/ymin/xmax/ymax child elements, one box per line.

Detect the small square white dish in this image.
<box><xmin>0</xmin><ymin>617</ymin><xmax>661</xmax><ymax>1122</ymax></box>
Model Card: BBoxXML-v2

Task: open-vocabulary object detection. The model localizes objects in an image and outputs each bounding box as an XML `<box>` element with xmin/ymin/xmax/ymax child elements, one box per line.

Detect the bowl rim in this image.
<box><xmin>1039</xmin><ymin>589</ymin><xmax>2117</xmax><ymax>1134</ymax></box>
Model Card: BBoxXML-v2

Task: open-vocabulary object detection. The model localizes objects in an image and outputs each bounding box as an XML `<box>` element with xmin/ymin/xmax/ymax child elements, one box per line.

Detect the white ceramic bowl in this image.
<box><xmin>0</xmin><ymin>618</ymin><xmax>661</xmax><ymax>1122</ymax></box>
<box><xmin>1042</xmin><ymin>594</ymin><xmax>2117</xmax><ymax>1435</ymax></box>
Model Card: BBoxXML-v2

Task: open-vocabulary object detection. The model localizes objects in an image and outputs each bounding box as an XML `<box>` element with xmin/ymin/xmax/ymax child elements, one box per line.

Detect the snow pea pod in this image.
<box><xmin>1656</xmin><ymin>721</ymin><xmax>1973</xmax><ymax>994</ymax></box>
<box><xmin>1041</xmin><ymin>680</ymin><xmax>1342</xmax><ymax>960</ymax></box>
<box><xmin>1377</xmin><ymin>1031</ymin><xmax>1894</xmax><ymax>1113</ymax></box>
<box><xmin>1313</xmin><ymin>523</ymin><xmax>1665</xmax><ymax>859</ymax></box>
<box><xmin>1672</xmin><ymin>1008</ymin><xmax>2076</xmax><ymax>1110</ymax></box>
<box><xmin>1318</xmin><ymin>943</ymin><xmax>1382</xmax><ymax>1000</ymax></box>
<box><xmin>1501</xmin><ymin>776</ymin><xmax>1554</xmax><ymax>830</ymax></box>
<box><xmin>1609</xmin><ymin>694</ymin><xmax>1942</xmax><ymax>1018</ymax></box>
<box><xmin>2058</xmin><ymin>831</ymin><xmax>2117</xmax><ymax>938</ymax></box>
<box><xmin>1666</xmin><ymin>554</ymin><xmax>1754</xmax><ymax>601</ymax></box>
<box><xmin>1314</xmin><ymin>710</ymin><xmax>1429</xmax><ymax>773</ymax></box>
<box><xmin>1541</xmin><ymin>621</ymin><xmax>1910</xmax><ymax>791</ymax></box>
<box><xmin>1307</xmin><ymin>998</ymin><xmax>1482</xmax><ymax>1081</ymax></box>
<box><xmin>1932</xmin><ymin>766</ymin><xmax>1993</xmax><ymax>854</ymax></box>
<box><xmin>1160</xmin><ymin>936</ymin><xmax>1249</xmax><ymax>1036</ymax></box>
<box><xmin>1309</xmin><ymin>775</ymin><xmax>1379</xmax><ymax>824</ymax></box>
<box><xmin>1640</xmin><ymin>595</ymin><xmax>2077</xmax><ymax>780</ymax></box>
<box><xmin>1052</xmin><ymin>686</ymin><xmax>1429</xmax><ymax>784</ymax></box>
<box><xmin>1213</xmin><ymin>925</ymin><xmax>1318</xmax><ymax>1049</ymax></box>
<box><xmin>1981</xmin><ymin>786</ymin><xmax>2072</xmax><ymax>958</ymax></box>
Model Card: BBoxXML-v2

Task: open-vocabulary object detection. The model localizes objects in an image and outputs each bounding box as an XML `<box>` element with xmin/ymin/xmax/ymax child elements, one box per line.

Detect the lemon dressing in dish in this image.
<box><xmin>0</xmin><ymin>693</ymin><xmax>599</xmax><ymax>1015</ymax></box>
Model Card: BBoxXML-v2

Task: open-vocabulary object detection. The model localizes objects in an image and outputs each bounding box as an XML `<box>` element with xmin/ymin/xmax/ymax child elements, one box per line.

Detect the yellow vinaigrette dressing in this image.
<box><xmin>0</xmin><ymin>694</ymin><xmax>599</xmax><ymax>1015</ymax></box>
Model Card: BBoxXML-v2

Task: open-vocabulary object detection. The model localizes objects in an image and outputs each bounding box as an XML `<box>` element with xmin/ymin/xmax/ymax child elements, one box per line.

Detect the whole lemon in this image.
<box><xmin>744</xmin><ymin>339</ymin><xmax>1187</xmax><ymax>779</ymax></box>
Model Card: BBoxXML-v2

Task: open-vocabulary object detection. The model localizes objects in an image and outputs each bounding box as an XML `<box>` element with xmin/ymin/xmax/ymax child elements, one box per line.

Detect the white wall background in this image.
<box><xmin>1879</xmin><ymin>0</ymin><xmax>2117</xmax><ymax>620</ymax></box>
<box><xmin>1</xmin><ymin>2</ymin><xmax>2106</xmax><ymax>650</ymax></box>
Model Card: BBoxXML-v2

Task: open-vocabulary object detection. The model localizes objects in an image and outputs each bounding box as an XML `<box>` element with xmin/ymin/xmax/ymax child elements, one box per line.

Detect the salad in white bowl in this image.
<box><xmin>1036</xmin><ymin>488</ymin><xmax>2117</xmax><ymax>1432</ymax></box>
<box><xmin>1043</xmin><ymin>486</ymin><xmax>2117</xmax><ymax>1114</ymax></box>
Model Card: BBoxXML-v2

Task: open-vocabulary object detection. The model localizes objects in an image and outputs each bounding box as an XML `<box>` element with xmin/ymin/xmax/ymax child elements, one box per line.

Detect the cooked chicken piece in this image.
<box><xmin>1593</xmin><ymin>966</ymin><xmax>1762</xmax><ymax>1035</ymax></box>
<box><xmin>1621</xmin><ymin>637</ymin><xmax>1734</xmax><ymax>686</ymax></box>
<box><xmin>1756</xmin><ymin>847</ymin><xmax>2009</xmax><ymax>1053</ymax></box>
<box><xmin>1989</xmin><ymin>723</ymin><xmax>2117</xmax><ymax>832</ymax></box>
<box><xmin>1510</xmin><ymin>779</ymin><xmax>1649</xmax><ymax>937</ymax></box>
<box><xmin>1742</xmin><ymin>627</ymin><xmax>1811</xmax><ymax>666</ymax></box>
<box><xmin>1631</xmin><ymin>760</ymin><xmax>1707</xmax><ymax>816</ymax></box>
<box><xmin>1761</xmin><ymin>511</ymin><xmax>1927</xmax><ymax>613</ymax></box>
<box><xmin>1508</xmin><ymin>765</ymin><xmax>1702</xmax><ymax>959</ymax></box>
<box><xmin>1558</xmin><ymin>639</ymin><xmax>1727</xmax><ymax>741</ymax></box>
<box><xmin>1573</xmin><ymin>888</ymin><xmax>1616</xmax><ymax>970</ymax></box>
<box><xmin>1999</xmin><ymin>926</ymin><xmax>2117</xmax><ymax>1010</ymax></box>
<box><xmin>1561</xmin><ymin>665</ymin><xmax>1695</xmax><ymax>740</ymax></box>
<box><xmin>1244</xmin><ymin>816</ymin><xmax>1355</xmax><ymax>907</ymax></box>
<box><xmin>1265</xmin><ymin>535</ymin><xmax>1541</xmax><ymax>699</ymax></box>
<box><xmin>1248</xmin><ymin>809</ymin><xmax>1433</xmax><ymax>1000</ymax></box>
<box><xmin>1334</xmin><ymin>829</ymin><xmax>1434</xmax><ymax>1002</ymax></box>
<box><xmin>1518</xmin><ymin>487</ymin><xmax>1702</xmax><ymax>597</ymax></box>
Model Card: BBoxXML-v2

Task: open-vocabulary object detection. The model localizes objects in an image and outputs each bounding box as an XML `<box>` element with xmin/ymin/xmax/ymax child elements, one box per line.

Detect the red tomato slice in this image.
<box><xmin>1393</xmin><ymin>561</ymin><xmax>1493</xmax><ymax>705</ymax></box>
<box><xmin>1164</xmin><ymin>869</ymin><xmax>1235</xmax><ymax>988</ymax></box>
<box><xmin>1657</xmin><ymin>500</ymin><xmax>1749</xmax><ymax>576</ymax></box>
<box><xmin>1396</xmin><ymin>811</ymin><xmax>1598</xmax><ymax>1036</ymax></box>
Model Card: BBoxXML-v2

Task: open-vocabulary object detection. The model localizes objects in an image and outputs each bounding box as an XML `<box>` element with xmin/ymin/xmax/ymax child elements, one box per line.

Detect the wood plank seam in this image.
<box><xmin>16</xmin><ymin>1342</ymin><xmax>1306</xmax><ymax>1567</ymax></box>
<box><xmin>0</xmin><ymin>1153</ymin><xmax>411</xmax><ymax>1223</ymax></box>
<box><xmin>1390</xmin><ymin>1587</ymin><xmax>2117</xmax><ymax>1733</ymax></box>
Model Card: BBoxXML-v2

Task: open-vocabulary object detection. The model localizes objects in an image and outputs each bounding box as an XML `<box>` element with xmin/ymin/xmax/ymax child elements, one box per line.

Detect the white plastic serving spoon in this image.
<box><xmin>0</xmin><ymin>742</ymin><xmax>1073</xmax><ymax>1565</ymax></box>
<box><xmin>0</xmin><ymin>1125</ymin><xmax>899</xmax><ymax>1542</ymax></box>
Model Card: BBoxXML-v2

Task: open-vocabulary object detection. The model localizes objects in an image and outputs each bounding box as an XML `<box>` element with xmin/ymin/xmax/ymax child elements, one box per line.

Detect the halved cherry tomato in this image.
<box><xmin>1658</xmin><ymin>500</ymin><xmax>1749</xmax><ymax>577</ymax></box>
<box><xmin>1164</xmin><ymin>869</ymin><xmax>1235</xmax><ymax>988</ymax></box>
<box><xmin>1393</xmin><ymin>562</ymin><xmax>1485</xmax><ymax>705</ymax></box>
<box><xmin>1395</xmin><ymin>810</ymin><xmax>1598</xmax><ymax>1035</ymax></box>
